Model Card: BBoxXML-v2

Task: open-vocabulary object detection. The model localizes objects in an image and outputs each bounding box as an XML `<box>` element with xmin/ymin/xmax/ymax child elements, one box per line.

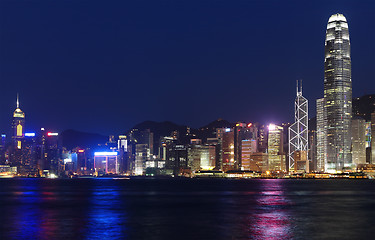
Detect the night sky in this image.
<box><xmin>0</xmin><ymin>0</ymin><xmax>374</xmax><ymax>136</ymax></box>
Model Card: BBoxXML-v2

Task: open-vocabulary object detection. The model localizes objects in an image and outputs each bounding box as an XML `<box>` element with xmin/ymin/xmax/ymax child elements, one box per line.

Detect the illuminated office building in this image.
<box><xmin>222</xmin><ymin>128</ymin><xmax>235</xmax><ymax>172</ymax></box>
<box><xmin>324</xmin><ymin>13</ymin><xmax>352</xmax><ymax>171</ymax></box>
<box><xmin>21</xmin><ymin>133</ymin><xmax>38</xmax><ymax>176</ymax></box>
<box><xmin>365</xmin><ymin>122</ymin><xmax>371</xmax><ymax>148</ymax></box>
<box><xmin>241</xmin><ymin>139</ymin><xmax>257</xmax><ymax>171</ymax></box>
<box><xmin>351</xmin><ymin>117</ymin><xmax>366</xmax><ymax>166</ymax></box>
<box><xmin>118</xmin><ymin>135</ymin><xmax>129</xmax><ymax>174</ymax></box>
<box><xmin>257</xmin><ymin>125</ymin><xmax>268</xmax><ymax>153</ymax></box>
<box><xmin>75</xmin><ymin>149</ymin><xmax>87</xmax><ymax>175</ymax></box>
<box><xmin>234</xmin><ymin>123</ymin><xmax>258</xmax><ymax>170</ymax></box>
<box><xmin>316</xmin><ymin>98</ymin><xmax>327</xmax><ymax>172</ymax></box>
<box><xmin>94</xmin><ymin>152</ymin><xmax>118</xmax><ymax>175</ymax></box>
<box><xmin>249</xmin><ymin>152</ymin><xmax>268</xmax><ymax>172</ymax></box>
<box><xmin>288</xmin><ymin>81</ymin><xmax>308</xmax><ymax>172</ymax></box>
<box><xmin>268</xmin><ymin>124</ymin><xmax>285</xmax><ymax>171</ymax></box>
<box><xmin>372</xmin><ymin>113</ymin><xmax>375</xmax><ymax>163</ymax></box>
<box><xmin>12</xmin><ymin>94</ymin><xmax>25</xmax><ymax>150</ymax></box>
<box><xmin>45</xmin><ymin>132</ymin><xmax>61</xmax><ymax>175</ymax></box>
<box><xmin>188</xmin><ymin>144</ymin><xmax>215</xmax><ymax>172</ymax></box>
<box><xmin>135</xmin><ymin>144</ymin><xmax>149</xmax><ymax>175</ymax></box>
<box><xmin>207</xmin><ymin>137</ymin><xmax>221</xmax><ymax>170</ymax></box>
<box><xmin>36</xmin><ymin>129</ymin><xmax>62</xmax><ymax>176</ymax></box>
<box><xmin>166</xmin><ymin>144</ymin><xmax>188</xmax><ymax>175</ymax></box>
<box><xmin>365</xmin><ymin>122</ymin><xmax>371</xmax><ymax>163</ymax></box>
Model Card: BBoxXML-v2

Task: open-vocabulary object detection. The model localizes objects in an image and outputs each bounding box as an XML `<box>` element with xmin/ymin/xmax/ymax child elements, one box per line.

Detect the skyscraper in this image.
<box><xmin>222</xmin><ymin>128</ymin><xmax>235</xmax><ymax>172</ymax></box>
<box><xmin>12</xmin><ymin>94</ymin><xmax>25</xmax><ymax>150</ymax></box>
<box><xmin>324</xmin><ymin>13</ymin><xmax>352</xmax><ymax>171</ymax></box>
<box><xmin>268</xmin><ymin>124</ymin><xmax>285</xmax><ymax>171</ymax></box>
<box><xmin>288</xmin><ymin>80</ymin><xmax>308</xmax><ymax>172</ymax></box>
<box><xmin>351</xmin><ymin>117</ymin><xmax>366</xmax><ymax>166</ymax></box>
<box><xmin>316</xmin><ymin>98</ymin><xmax>327</xmax><ymax>172</ymax></box>
<box><xmin>371</xmin><ymin>112</ymin><xmax>375</xmax><ymax>163</ymax></box>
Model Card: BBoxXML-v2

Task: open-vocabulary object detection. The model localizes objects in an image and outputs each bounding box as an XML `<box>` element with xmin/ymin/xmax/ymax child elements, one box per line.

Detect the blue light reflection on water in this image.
<box><xmin>6</xmin><ymin>179</ymin><xmax>42</xmax><ymax>239</ymax></box>
<box><xmin>0</xmin><ymin>178</ymin><xmax>128</xmax><ymax>240</ymax></box>
<box><xmin>85</xmin><ymin>180</ymin><xmax>127</xmax><ymax>240</ymax></box>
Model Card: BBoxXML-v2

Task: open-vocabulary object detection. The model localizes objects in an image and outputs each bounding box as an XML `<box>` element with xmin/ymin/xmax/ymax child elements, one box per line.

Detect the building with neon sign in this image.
<box><xmin>94</xmin><ymin>152</ymin><xmax>119</xmax><ymax>175</ymax></box>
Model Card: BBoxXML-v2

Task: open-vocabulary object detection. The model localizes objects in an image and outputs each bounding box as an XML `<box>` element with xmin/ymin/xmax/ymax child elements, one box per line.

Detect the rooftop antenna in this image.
<box><xmin>296</xmin><ymin>80</ymin><xmax>299</xmax><ymax>96</ymax></box>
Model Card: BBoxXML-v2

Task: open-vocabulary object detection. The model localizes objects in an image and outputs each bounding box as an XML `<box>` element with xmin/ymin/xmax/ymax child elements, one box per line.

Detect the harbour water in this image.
<box><xmin>0</xmin><ymin>178</ymin><xmax>374</xmax><ymax>239</ymax></box>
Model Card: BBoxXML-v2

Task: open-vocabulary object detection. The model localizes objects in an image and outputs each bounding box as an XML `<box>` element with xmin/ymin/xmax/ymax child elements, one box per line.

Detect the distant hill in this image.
<box><xmin>194</xmin><ymin>119</ymin><xmax>234</xmax><ymax>141</ymax></box>
<box><xmin>199</xmin><ymin>118</ymin><xmax>234</xmax><ymax>130</ymax></box>
<box><xmin>127</xmin><ymin>121</ymin><xmax>188</xmax><ymax>141</ymax></box>
<box><xmin>125</xmin><ymin>119</ymin><xmax>234</xmax><ymax>150</ymax></box>
<box><xmin>126</xmin><ymin>121</ymin><xmax>189</xmax><ymax>152</ymax></box>
<box><xmin>60</xmin><ymin>129</ymin><xmax>108</xmax><ymax>150</ymax></box>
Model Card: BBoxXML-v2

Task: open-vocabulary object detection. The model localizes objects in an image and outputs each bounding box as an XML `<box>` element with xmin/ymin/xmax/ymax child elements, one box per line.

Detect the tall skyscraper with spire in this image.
<box><xmin>289</xmin><ymin>80</ymin><xmax>308</xmax><ymax>172</ymax></box>
<box><xmin>12</xmin><ymin>94</ymin><xmax>25</xmax><ymax>149</ymax></box>
<box><xmin>324</xmin><ymin>13</ymin><xmax>352</xmax><ymax>171</ymax></box>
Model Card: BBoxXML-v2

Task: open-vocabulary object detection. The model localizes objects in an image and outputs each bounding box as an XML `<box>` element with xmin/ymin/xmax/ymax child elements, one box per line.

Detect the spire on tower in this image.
<box><xmin>296</xmin><ymin>80</ymin><xmax>298</xmax><ymax>96</ymax></box>
<box><xmin>16</xmin><ymin>93</ymin><xmax>19</xmax><ymax>108</ymax></box>
<box><xmin>296</xmin><ymin>80</ymin><xmax>303</xmax><ymax>96</ymax></box>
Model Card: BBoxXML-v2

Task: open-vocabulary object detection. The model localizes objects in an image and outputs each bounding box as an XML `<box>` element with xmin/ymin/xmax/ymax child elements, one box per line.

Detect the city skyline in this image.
<box><xmin>0</xmin><ymin>0</ymin><xmax>373</xmax><ymax>136</ymax></box>
<box><xmin>0</xmin><ymin>2</ymin><xmax>375</xmax><ymax>239</ymax></box>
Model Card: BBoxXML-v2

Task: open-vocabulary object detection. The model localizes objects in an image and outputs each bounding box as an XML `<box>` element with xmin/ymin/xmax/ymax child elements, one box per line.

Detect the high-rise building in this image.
<box><xmin>117</xmin><ymin>135</ymin><xmax>129</xmax><ymax>174</ymax></box>
<box><xmin>187</xmin><ymin>144</ymin><xmax>214</xmax><ymax>172</ymax></box>
<box><xmin>364</xmin><ymin>121</ymin><xmax>371</xmax><ymax>163</ymax></box>
<box><xmin>316</xmin><ymin>98</ymin><xmax>327</xmax><ymax>172</ymax></box>
<box><xmin>257</xmin><ymin>124</ymin><xmax>268</xmax><ymax>153</ymax></box>
<box><xmin>35</xmin><ymin>129</ymin><xmax>62</xmax><ymax>177</ymax></box>
<box><xmin>234</xmin><ymin>123</ymin><xmax>258</xmax><ymax>170</ymax></box>
<box><xmin>207</xmin><ymin>137</ymin><xmax>221</xmax><ymax>170</ymax></box>
<box><xmin>76</xmin><ymin>149</ymin><xmax>87</xmax><ymax>175</ymax></box>
<box><xmin>94</xmin><ymin>152</ymin><xmax>118</xmax><ymax>175</ymax></box>
<box><xmin>308</xmin><ymin>130</ymin><xmax>317</xmax><ymax>172</ymax></box>
<box><xmin>222</xmin><ymin>128</ymin><xmax>235</xmax><ymax>172</ymax></box>
<box><xmin>288</xmin><ymin>80</ymin><xmax>308</xmax><ymax>172</ymax></box>
<box><xmin>135</xmin><ymin>144</ymin><xmax>149</xmax><ymax>175</ymax></box>
<box><xmin>351</xmin><ymin>117</ymin><xmax>366</xmax><ymax>166</ymax></box>
<box><xmin>128</xmin><ymin>128</ymin><xmax>154</xmax><ymax>175</ymax></box>
<box><xmin>12</xmin><ymin>94</ymin><xmax>25</xmax><ymax>150</ymax></box>
<box><xmin>241</xmin><ymin>139</ymin><xmax>257</xmax><ymax>171</ymax></box>
<box><xmin>268</xmin><ymin>124</ymin><xmax>285</xmax><ymax>171</ymax></box>
<box><xmin>166</xmin><ymin>144</ymin><xmax>188</xmax><ymax>175</ymax></box>
<box><xmin>371</xmin><ymin>112</ymin><xmax>375</xmax><ymax>163</ymax></box>
<box><xmin>249</xmin><ymin>152</ymin><xmax>268</xmax><ymax>172</ymax></box>
<box><xmin>324</xmin><ymin>13</ymin><xmax>352</xmax><ymax>171</ymax></box>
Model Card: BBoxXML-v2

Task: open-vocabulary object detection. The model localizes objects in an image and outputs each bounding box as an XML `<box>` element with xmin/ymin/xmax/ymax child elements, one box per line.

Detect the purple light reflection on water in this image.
<box><xmin>250</xmin><ymin>179</ymin><xmax>293</xmax><ymax>240</ymax></box>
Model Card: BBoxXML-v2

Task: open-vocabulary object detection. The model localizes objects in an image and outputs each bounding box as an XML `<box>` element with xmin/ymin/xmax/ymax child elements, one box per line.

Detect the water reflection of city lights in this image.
<box><xmin>251</xmin><ymin>180</ymin><xmax>292</xmax><ymax>239</ymax></box>
<box><xmin>86</xmin><ymin>183</ymin><xmax>126</xmax><ymax>239</ymax></box>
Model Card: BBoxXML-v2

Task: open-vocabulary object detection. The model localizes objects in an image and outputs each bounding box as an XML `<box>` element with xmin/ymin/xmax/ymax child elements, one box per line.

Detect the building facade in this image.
<box><xmin>352</xmin><ymin>118</ymin><xmax>366</xmax><ymax>166</ymax></box>
<box><xmin>288</xmin><ymin>81</ymin><xmax>308</xmax><ymax>172</ymax></box>
<box><xmin>371</xmin><ymin>113</ymin><xmax>375</xmax><ymax>163</ymax></box>
<box><xmin>268</xmin><ymin>124</ymin><xmax>285</xmax><ymax>171</ymax></box>
<box><xmin>324</xmin><ymin>13</ymin><xmax>352</xmax><ymax>171</ymax></box>
<box><xmin>12</xmin><ymin>95</ymin><xmax>25</xmax><ymax>150</ymax></box>
<box><xmin>316</xmin><ymin>98</ymin><xmax>327</xmax><ymax>172</ymax></box>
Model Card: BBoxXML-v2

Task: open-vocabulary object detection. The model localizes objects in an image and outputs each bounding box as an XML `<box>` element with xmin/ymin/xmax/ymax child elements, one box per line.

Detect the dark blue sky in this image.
<box><xmin>0</xmin><ymin>0</ymin><xmax>374</xmax><ymax>135</ymax></box>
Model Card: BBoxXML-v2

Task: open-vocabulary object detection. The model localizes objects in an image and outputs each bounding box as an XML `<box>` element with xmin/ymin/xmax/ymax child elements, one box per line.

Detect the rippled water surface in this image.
<box><xmin>0</xmin><ymin>178</ymin><xmax>374</xmax><ymax>239</ymax></box>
